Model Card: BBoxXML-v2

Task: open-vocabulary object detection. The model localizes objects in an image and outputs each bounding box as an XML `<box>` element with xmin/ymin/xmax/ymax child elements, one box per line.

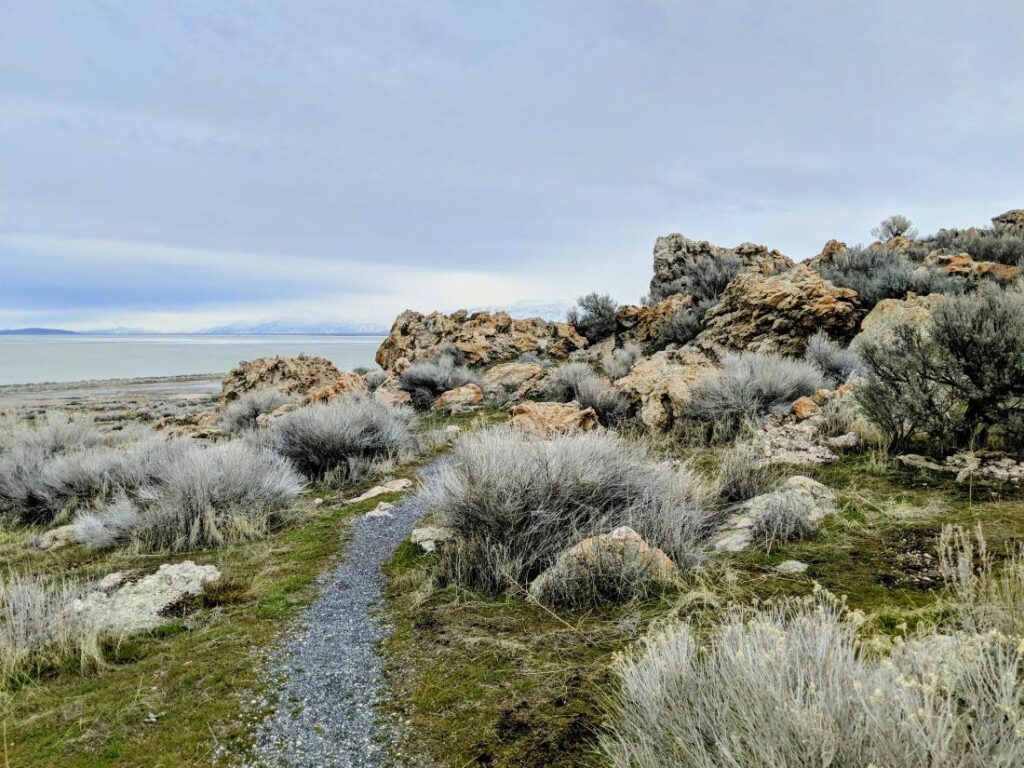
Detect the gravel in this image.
<box><xmin>242</xmin><ymin>467</ymin><xmax>437</xmax><ymax>767</ymax></box>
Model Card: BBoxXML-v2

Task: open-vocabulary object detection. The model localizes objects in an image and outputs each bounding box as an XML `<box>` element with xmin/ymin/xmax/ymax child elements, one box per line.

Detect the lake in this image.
<box><xmin>0</xmin><ymin>334</ymin><xmax>386</xmax><ymax>386</ymax></box>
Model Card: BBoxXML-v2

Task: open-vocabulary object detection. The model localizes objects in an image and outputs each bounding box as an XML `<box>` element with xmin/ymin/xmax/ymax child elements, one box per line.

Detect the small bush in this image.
<box><xmin>687</xmin><ymin>352</ymin><xmax>826</xmax><ymax>437</ymax></box>
<box><xmin>398</xmin><ymin>354</ymin><xmax>480</xmax><ymax>409</ymax></box>
<box><xmin>939</xmin><ymin>525</ymin><xmax>1024</xmax><ymax>637</ymax></box>
<box><xmin>74</xmin><ymin>441</ymin><xmax>305</xmax><ymax>552</ymax></box>
<box><xmin>928</xmin><ymin>227</ymin><xmax>1024</xmax><ymax>267</ymax></box>
<box><xmin>819</xmin><ymin>246</ymin><xmax>962</xmax><ymax>308</ymax></box>
<box><xmin>544</xmin><ymin>362</ymin><xmax>627</xmax><ymax>425</ymax></box>
<box><xmin>601</xmin><ymin>593</ymin><xmax>1024</xmax><ymax>768</ymax></box>
<box><xmin>423</xmin><ymin>429</ymin><xmax>715</xmax><ymax>595</ymax></box>
<box><xmin>567</xmin><ymin>293</ymin><xmax>618</xmax><ymax>342</ymax></box>
<box><xmin>871</xmin><ymin>213</ymin><xmax>917</xmax><ymax>241</ymax></box>
<box><xmin>219</xmin><ymin>389</ymin><xmax>292</xmax><ymax>435</ymax></box>
<box><xmin>651</xmin><ymin>254</ymin><xmax>743</xmax><ymax>303</ymax></box>
<box><xmin>750</xmin><ymin>491</ymin><xmax>818</xmax><ymax>549</ymax></box>
<box><xmin>713</xmin><ymin>442</ymin><xmax>786</xmax><ymax>505</ymax></box>
<box><xmin>363</xmin><ymin>369</ymin><xmax>387</xmax><ymax>391</ymax></box>
<box><xmin>603</xmin><ymin>342</ymin><xmax>642</xmax><ymax>381</ymax></box>
<box><xmin>656</xmin><ymin>298</ymin><xmax>717</xmax><ymax>347</ymax></box>
<box><xmin>1</xmin><ymin>571</ymin><xmax>102</xmax><ymax>690</ymax></box>
<box><xmin>270</xmin><ymin>396</ymin><xmax>417</xmax><ymax>481</ymax></box>
<box><xmin>804</xmin><ymin>331</ymin><xmax>866</xmax><ymax>385</ymax></box>
<box><xmin>859</xmin><ymin>284</ymin><xmax>1024</xmax><ymax>453</ymax></box>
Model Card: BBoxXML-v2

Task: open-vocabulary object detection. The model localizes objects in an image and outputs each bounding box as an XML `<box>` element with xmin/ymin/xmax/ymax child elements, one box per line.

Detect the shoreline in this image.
<box><xmin>0</xmin><ymin>373</ymin><xmax>223</xmax><ymax>408</ymax></box>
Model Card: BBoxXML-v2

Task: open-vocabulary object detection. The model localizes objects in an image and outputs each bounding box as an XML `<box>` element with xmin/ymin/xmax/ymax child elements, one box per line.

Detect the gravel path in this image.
<box><xmin>243</xmin><ymin>467</ymin><xmax>437</xmax><ymax>768</ymax></box>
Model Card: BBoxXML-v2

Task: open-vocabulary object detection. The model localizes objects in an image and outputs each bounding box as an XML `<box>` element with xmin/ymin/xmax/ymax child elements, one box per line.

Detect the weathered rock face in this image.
<box><xmin>897</xmin><ymin>452</ymin><xmax>1024</xmax><ymax>486</ymax></box>
<box><xmin>714</xmin><ymin>476</ymin><xmax>837</xmax><ymax>552</ymax></box>
<box><xmin>650</xmin><ymin>234</ymin><xmax>794</xmax><ymax>299</ymax></box>
<box><xmin>480</xmin><ymin>362</ymin><xmax>546</xmax><ymax>403</ymax></box>
<box><xmin>696</xmin><ymin>267</ymin><xmax>863</xmax><ymax>356</ymax></box>
<box><xmin>851</xmin><ymin>293</ymin><xmax>947</xmax><ymax>351</ymax></box>
<box><xmin>992</xmin><ymin>208</ymin><xmax>1024</xmax><ymax>236</ymax></box>
<box><xmin>509</xmin><ymin>400</ymin><xmax>600</xmax><ymax>437</ymax></box>
<box><xmin>154</xmin><ymin>411</ymin><xmax>222</xmax><ymax>440</ymax></box>
<box><xmin>220</xmin><ymin>355</ymin><xmax>343</xmax><ymax>404</ymax></box>
<box><xmin>431</xmin><ymin>383</ymin><xmax>484</xmax><ymax>412</ymax></box>
<box><xmin>924</xmin><ymin>251</ymin><xmax>1021</xmax><ymax>284</ymax></box>
<box><xmin>528</xmin><ymin>526</ymin><xmax>676</xmax><ymax>606</ymax></box>
<box><xmin>613</xmin><ymin>349</ymin><xmax>718</xmax><ymax>432</ymax></box>
<box><xmin>305</xmin><ymin>372</ymin><xmax>369</xmax><ymax>404</ymax></box>
<box><xmin>615</xmin><ymin>294</ymin><xmax>692</xmax><ymax>349</ymax></box>
<box><xmin>751</xmin><ymin>418</ymin><xmax>838</xmax><ymax>466</ymax></box>
<box><xmin>375</xmin><ymin>310</ymin><xmax>586</xmax><ymax>371</ymax></box>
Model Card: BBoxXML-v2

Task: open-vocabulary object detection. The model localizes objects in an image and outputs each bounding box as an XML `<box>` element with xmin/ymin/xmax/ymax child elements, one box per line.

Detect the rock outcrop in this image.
<box><xmin>480</xmin><ymin>362</ymin><xmax>546</xmax><ymax>403</ymax></box>
<box><xmin>375</xmin><ymin>310</ymin><xmax>586</xmax><ymax>371</ymax></box>
<box><xmin>220</xmin><ymin>355</ymin><xmax>344</xmax><ymax>404</ymax></box>
<box><xmin>650</xmin><ymin>234</ymin><xmax>793</xmax><ymax>299</ymax></box>
<box><xmin>851</xmin><ymin>293</ymin><xmax>947</xmax><ymax>351</ymax></box>
<box><xmin>613</xmin><ymin>349</ymin><xmax>718</xmax><ymax>432</ymax></box>
<box><xmin>897</xmin><ymin>452</ymin><xmax>1024</xmax><ymax>486</ymax></box>
<box><xmin>714</xmin><ymin>476</ymin><xmax>837</xmax><ymax>552</ymax></box>
<box><xmin>992</xmin><ymin>208</ymin><xmax>1024</xmax><ymax>236</ymax></box>
<box><xmin>509</xmin><ymin>400</ymin><xmax>600</xmax><ymax>437</ymax></box>
<box><xmin>528</xmin><ymin>526</ymin><xmax>676</xmax><ymax>606</ymax></box>
<box><xmin>923</xmin><ymin>251</ymin><xmax>1021</xmax><ymax>284</ymax></box>
<box><xmin>614</xmin><ymin>294</ymin><xmax>692</xmax><ymax>349</ymax></box>
<box><xmin>431</xmin><ymin>383</ymin><xmax>484</xmax><ymax>412</ymax></box>
<box><xmin>696</xmin><ymin>267</ymin><xmax>863</xmax><ymax>356</ymax></box>
<box><xmin>305</xmin><ymin>372</ymin><xmax>369</xmax><ymax>403</ymax></box>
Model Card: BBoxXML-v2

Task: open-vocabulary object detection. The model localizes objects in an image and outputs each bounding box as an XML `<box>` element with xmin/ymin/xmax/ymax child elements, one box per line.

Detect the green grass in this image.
<box><xmin>380</xmin><ymin>446</ymin><xmax>1024</xmax><ymax>767</ymax></box>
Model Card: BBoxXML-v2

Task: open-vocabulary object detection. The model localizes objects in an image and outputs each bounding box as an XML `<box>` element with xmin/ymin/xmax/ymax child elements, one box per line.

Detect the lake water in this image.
<box><xmin>0</xmin><ymin>335</ymin><xmax>386</xmax><ymax>386</ymax></box>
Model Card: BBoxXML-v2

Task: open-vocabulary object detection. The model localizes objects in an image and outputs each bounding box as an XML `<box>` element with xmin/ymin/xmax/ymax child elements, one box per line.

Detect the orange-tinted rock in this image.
<box><xmin>431</xmin><ymin>383</ymin><xmax>484</xmax><ymax>412</ymax></box>
<box><xmin>304</xmin><ymin>372</ymin><xmax>369</xmax><ymax>404</ymax></box>
<box><xmin>509</xmin><ymin>400</ymin><xmax>600</xmax><ymax>437</ymax></box>
<box><xmin>792</xmin><ymin>396</ymin><xmax>819</xmax><ymax>420</ymax></box>
<box><xmin>220</xmin><ymin>355</ymin><xmax>343</xmax><ymax>404</ymax></box>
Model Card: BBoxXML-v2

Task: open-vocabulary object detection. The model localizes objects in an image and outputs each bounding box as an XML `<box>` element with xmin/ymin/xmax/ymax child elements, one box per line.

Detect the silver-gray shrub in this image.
<box><xmin>819</xmin><ymin>245</ymin><xmax>963</xmax><ymax>309</ymax></box>
<box><xmin>871</xmin><ymin>213</ymin><xmax>918</xmax><ymax>241</ymax></box>
<box><xmin>603</xmin><ymin>342</ymin><xmax>642</xmax><ymax>381</ymax></box>
<box><xmin>650</xmin><ymin>253</ymin><xmax>743</xmax><ymax>303</ymax></box>
<box><xmin>422</xmin><ymin>428</ymin><xmax>716</xmax><ymax>594</ymax></box>
<box><xmin>397</xmin><ymin>354</ymin><xmax>480</xmax><ymax>409</ymax></box>
<box><xmin>0</xmin><ymin>413</ymin><xmax>103</xmax><ymax>457</ymax></box>
<box><xmin>362</xmin><ymin>369</ymin><xmax>387</xmax><ymax>391</ymax></box>
<box><xmin>804</xmin><ymin>330</ymin><xmax>867</xmax><ymax>386</ymax></box>
<box><xmin>544</xmin><ymin>362</ymin><xmax>627</xmax><ymax>425</ymax></box>
<box><xmin>687</xmin><ymin>352</ymin><xmax>827</xmax><ymax>435</ymax></box>
<box><xmin>73</xmin><ymin>440</ymin><xmax>305</xmax><ymax>552</ymax></box>
<box><xmin>269</xmin><ymin>395</ymin><xmax>417</xmax><ymax>481</ymax></box>
<box><xmin>566</xmin><ymin>292</ymin><xmax>618</xmax><ymax>342</ymax></box>
<box><xmin>219</xmin><ymin>389</ymin><xmax>292</xmax><ymax>435</ymax></box>
<box><xmin>1</xmin><ymin>571</ymin><xmax>102</xmax><ymax>691</ymax></box>
<box><xmin>928</xmin><ymin>227</ymin><xmax>1024</xmax><ymax>267</ymax></box>
<box><xmin>713</xmin><ymin>442</ymin><xmax>786</xmax><ymax>505</ymax></box>
<box><xmin>601</xmin><ymin>593</ymin><xmax>1024</xmax><ymax>768</ymax></box>
<box><xmin>750</xmin><ymin>491</ymin><xmax>818</xmax><ymax>549</ymax></box>
<box><xmin>656</xmin><ymin>297</ymin><xmax>717</xmax><ymax>348</ymax></box>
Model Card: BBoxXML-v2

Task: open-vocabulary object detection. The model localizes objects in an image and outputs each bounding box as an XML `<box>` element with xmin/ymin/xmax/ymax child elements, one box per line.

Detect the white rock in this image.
<box><xmin>410</xmin><ymin>525</ymin><xmax>455</xmax><ymax>553</ymax></box>
<box><xmin>365</xmin><ymin>502</ymin><xmax>395</xmax><ymax>519</ymax></box>
<box><xmin>344</xmin><ymin>478</ymin><xmax>414</xmax><ymax>505</ymax></box>
<box><xmin>70</xmin><ymin>561</ymin><xmax>221</xmax><ymax>634</ymax></box>
<box><xmin>775</xmin><ymin>560</ymin><xmax>809</xmax><ymax>575</ymax></box>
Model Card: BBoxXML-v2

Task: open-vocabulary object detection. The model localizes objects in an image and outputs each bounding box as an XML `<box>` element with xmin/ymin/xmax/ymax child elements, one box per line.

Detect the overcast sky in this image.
<box><xmin>2</xmin><ymin>1</ymin><xmax>1022</xmax><ymax>331</ymax></box>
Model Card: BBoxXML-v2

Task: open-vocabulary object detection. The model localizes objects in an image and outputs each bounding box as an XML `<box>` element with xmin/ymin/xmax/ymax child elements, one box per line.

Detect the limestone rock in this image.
<box><xmin>375</xmin><ymin>310</ymin><xmax>586</xmax><ymax>371</ymax></box>
<box><xmin>775</xmin><ymin>560</ymin><xmax>809</xmax><ymax>575</ymax></box>
<box><xmin>791</xmin><ymin>396</ymin><xmax>818</xmax><ymax>420</ymax></box>
<box><xmin>509</xmin><ymin>400</ymin><xmax>600</xmax><ymax>437</ymax></box>
<box><xmin>255</xmin><ymin>402</ymin><xmax>300</xmax><ymax>429</ymax></box>
<box><xmin>528</xmin><ymin>526</ymin><xmax>676</xmax><ymax>606</ymax></box>
<box><xmin>304</xmin><ymin>372</ymin><xmax>369</xmax><ymax>404</ymax></box>
<box><xmin>650</xmin><ymin>234</ymin><xmax>794</xmax><ymax>299</ymax></box>
<box><xmin>992</xmin><ymin>208</ymin><xmax>1024</xmax><ymax>236</ymax></box>
<box><xmin>153</xmin><ymin>411</ymin><xmax>221</xmax><ymax>440</ymax></box>
<box><xmin>220</xmin><ymin>355</ymin><xmax>343</xmax><ymax>404</ymax></box>
<box><xmin>480</xmin><ymin>362</ymin><xmax>546</xmax><ymax>403</ymax></box>
<box><xmin>696</xmin><ymin>267</ymin><xmax>863</xmax><ymax>356</ymax></box>
<box><xmin>614</xmin><ymin>294</ymin><xmax>692</xmax><ymax>349</ymax></box>
<box><xmin>70</xmin><ymin>561</ymin><xmax>221</xmax><ymax>634</ymax></box>
<box><xmin>30</xmin><ymin>524</ymin><xmax>78</xmax><ymax>551</ymax></box>
<box><xmin>411</xmin><ymin>525</ymin><xmax>455</xmax><ymax>553</ymax></box>
<box><xmin>752</xmin><ymin>417</ymin><xmax>838</xmax><ymax>465</ymax></box>
<box><xmin>344</xmin><ymin>478</ymin><xmax>414</xmax><ymax>505</ymax></box>
<box><xmin>804</xmin><ymin>239</ymin><xmax>848</xmax><ymax>271</ymax></box>
<box><xmin>613</xmin><ymin>349</ymin><xmax>718</xmax><ymax>432</ymax></box>
<box><xmin>924</xmin><ymin>251</ymin><xmax>1021</xmax><ymax>284</ymax></box>
<box><xmin>852</xmin><ymin>293</ymin><xmax>947</xmax><ymax>351</ymax></box>
<box><xmin>898</xmin><ymin>452</ymin><xmax>1024</xmax><ymax>485</ymax></box>
<box><xmin>714</xmin><ymin>476</ymin><xmax>837</xmax><ymax>552</ymax></box>
<box><xmin>431</xmin><ymin>383</ymin><xmax>484</xmax><ymax>412</ymax></box>
<box><xmin>374</xmin><ymin>388</ymin><xmax>413</xmax><ymax>407</ymax></box>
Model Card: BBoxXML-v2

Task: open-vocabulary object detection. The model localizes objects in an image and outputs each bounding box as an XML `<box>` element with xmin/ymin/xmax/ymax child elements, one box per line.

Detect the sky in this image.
<box><xmin>1</xmin><ymin>1</ymin><xmax>1022</xmax><ymax>332</ymax></box>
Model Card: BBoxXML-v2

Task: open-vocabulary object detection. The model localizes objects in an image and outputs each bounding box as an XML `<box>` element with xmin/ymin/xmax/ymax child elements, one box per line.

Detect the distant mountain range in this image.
<box><xmin>0</xmin><ymin>327</ymin><xmax>77</xmax><ymax>335</ymax></box>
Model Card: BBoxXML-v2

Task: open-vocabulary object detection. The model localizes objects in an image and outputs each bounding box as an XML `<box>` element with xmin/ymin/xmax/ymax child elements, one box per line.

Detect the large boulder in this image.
<box><xmin>528</xmin><ymin>526</ymin><xmax>676</xmax><ymax>606</ymax></box>
<box><xmin>851</xmin><ymin>293</ymin><xmax>947</xmax><ymax>351</ymax></box>
<box><xmin>220</xmin><ymin>355</ymin><xmax>343</xmax><ymax>404</ymax></box>
<box><xmin>509</xmin><ymin>400</ymin><xmax>600</xmax><ymax>437</ymax></box>
<box><xmin>613</xmin><ymin>349</ymin><xmax>718</xmax><ymax>432</ymax></box>
<box><xmin>480</xmin><ymin>362</ymin><xmax>546</xmax><ymax>403</ymax></box>
<box><xmin>614</xmin><ymin>294</ymin><xmax>692</xmax><ymax>349</ymax></box>
<box><xmin>304</xmin><ymin>372</ymin><xmax>369</xmax><ymax>404</ymax></box>
<box><xmin>375</xmin><ymin>310</ymin><xmax>586</xmax><ymax>371</ymax></box>
<box><xmin>650</xmin><ymin>234</ymin><xmax>793</xmax><ymax>300</ymax></box>
<box><xmin>431</xmin><ymin>383</ymin><xmax>484</xmax><ymax>412</ymax></box>
<box><xmin>992</xmin><ymin>208</ymin><xmax>1024</xmax><ymax>236</ymax></box>
<box><xmin>696</xmin><ymin>267</ymin><xmax>863</xmax><ymax>356</ymax></box>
